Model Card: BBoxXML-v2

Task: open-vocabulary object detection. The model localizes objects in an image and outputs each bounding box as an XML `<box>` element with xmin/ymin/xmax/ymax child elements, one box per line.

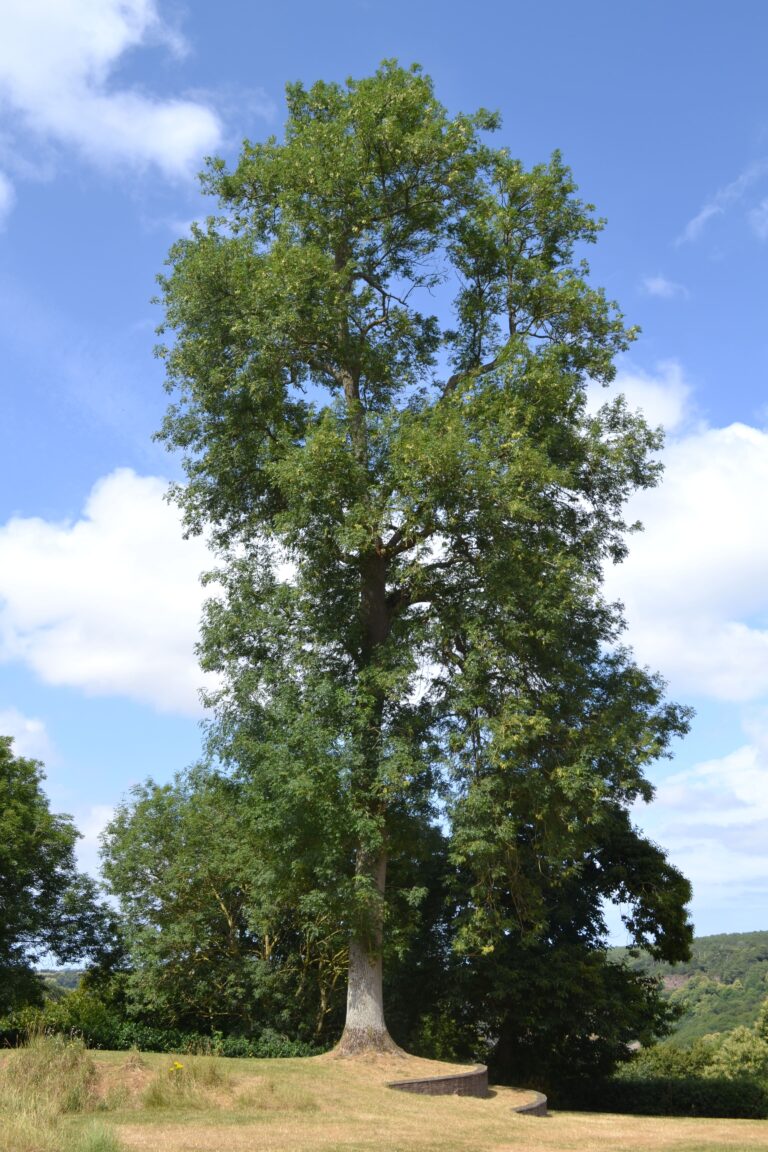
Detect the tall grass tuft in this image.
<box><xmin>0</xmin><ymin>1032</ymin><xmax>96</xmax><ymax>1114</ymax></box>
<box><xmin>141</xmin><ymin>1055</ymin><xmax>230</xmax><ymax>1110</ymax></box>
<box><xmin>0</xmin><ymin>1110</ymin><xmax>61</xmax><ymax>1152</ymax></box>
<box><xmin>0</xmin><ymin>1033</ymin><xmax>125</xmax><ymax>1152</ymax></box>
<box><xmin>69</xmin><ymin>1121</ymin><xmax>125</xmax><ymax>1152</ymax></box>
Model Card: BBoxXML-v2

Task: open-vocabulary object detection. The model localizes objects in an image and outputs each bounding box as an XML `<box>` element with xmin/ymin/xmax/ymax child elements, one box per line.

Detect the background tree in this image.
<box><xmin>0</xmin><ymin>736</ymin><xmax>108</xmax><ymax>1014</ymax></box>
<box><xmin>459</xmin><ymin>815</ymin><xmax>691</xmax><ymax>1089</ymax></box>
<box><xmin>156</xmin><ymin>61</ymin><xmax>692</xmax><ymax>1054</ymax></box>
<box><xmin>101</xmin><ymin>765</ymin><xmax>349</xmax><ymax>1041</ymax></box>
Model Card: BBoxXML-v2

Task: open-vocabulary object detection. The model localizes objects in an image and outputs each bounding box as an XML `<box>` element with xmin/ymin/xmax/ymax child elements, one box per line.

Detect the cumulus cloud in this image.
<box><xmin>591</xmin><ymin>360</ymin><xmax>693</xmax><ymax>434</ymax></box>
<box><xmin>606</xmin><ymin>418</ymin><xmax>768</xmax><ymax>703</ymax></box>
<box><xmin>0</xmin><ymin>0</ymin><xmax>222</xmax><ymax>179</ymax></box>
<box><xmin>0</xmin><ymin>468</ymin><xmax>214</xmax><ymax>715</ymax></box>
<box><xmin>75</xmin><ymin>803</ymin><xmax>116</xmax><ymax>875</ymax></box>
<box><xmin>642</xmin><ymin>274</ymin><xmax>689</xmax><ymax>300</ymax></box>
<box><xmin>0</xmin><ymin>706</ymin><xmax>54</xmax><ymax>761</ymax></box>
<box><xmin>634</xmin><ymin>731</ymin><xmax>768</xmax><ymax>927</ymax></box>
<box><xmin>655</xmin><ymin>744</ymin><xmax>768</xmax><ymax>831</ymax></box>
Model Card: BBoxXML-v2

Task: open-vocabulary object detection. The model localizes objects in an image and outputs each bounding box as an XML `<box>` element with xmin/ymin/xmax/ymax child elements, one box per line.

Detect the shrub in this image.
<box><xmin>0</xmin><ymin>993</ymin><xmax>324</xmax><ymax>1058</ymax></box>
<box><xmin>558</xmin><ymin>1073</ymin><xmax>768</xmax><ymax>1119</ymax></box>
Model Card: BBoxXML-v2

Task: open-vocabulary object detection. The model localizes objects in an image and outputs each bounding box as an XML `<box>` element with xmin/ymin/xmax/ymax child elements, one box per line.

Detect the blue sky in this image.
<box><xmin>1</xmin><ymin>0</ymin><xmax>767</xmax><ymax>942</ymax></box>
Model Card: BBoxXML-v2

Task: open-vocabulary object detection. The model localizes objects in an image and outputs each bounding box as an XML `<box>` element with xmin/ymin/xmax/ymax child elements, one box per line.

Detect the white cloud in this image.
<box><xmin>0</xmin><ymin>706</ymin><xmax>54</xmax><ymax>761</ymax></box>
<box><xmin>677</xmin><ymin>160</ymin><xmax>768</xmax><ymax>245</ymax></box>
<box><xmin>592</xmin><ymin>360</ymin><xmax>693</xmax><ymax>434</ymax></box>
<box><xmin>642</xmin><ymin>274</ymin><xmax>688</xmax><ymax>300</ymax></box>
<box><xmin>654</xmin><ymin>744</ymin><xmax>768</xmax><ymax>830</ymax></box>
<box><xmin>0</xmin><ymin>0</ymin><xmax>222</xmax><ymax>179</ymax></box>
<box><xmin>750</xmin><ymin>197</ymin><xmax>768</xmax><ymax>241</ymax></box>
<box><xmin>75</xmin><ymin>803</ymin><xmax>115</xmax><ymax>876</ymax></box>
<box><xmin>0</xmin><ymin>171</ymin><xmax>14</xmax><ymax>227</ymax></box>
<box><xmin>0</xmin><ymin>468</ymin><xmax>215</xmax><ymax>715</ymax></box>
<box><xmin>606</xmin><ymin>419</ymin><xmax>768</xmax><ymax>703</ymax></box>
<box><xmin>633</xmin><ymin>735</ymin><xmax>768</xmax><ymax>929</ymax></box>
<box><xmin>678</xmin><ymin>202</ymin><xmax>723</xmax><ymax>245</ymax></box>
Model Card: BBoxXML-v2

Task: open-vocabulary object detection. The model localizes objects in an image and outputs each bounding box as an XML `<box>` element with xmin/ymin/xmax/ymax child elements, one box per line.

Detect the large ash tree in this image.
<box><xmin>156</xmin><ymin>62</ymin><xmax>692</xmax><ymax>1054</ymax></box>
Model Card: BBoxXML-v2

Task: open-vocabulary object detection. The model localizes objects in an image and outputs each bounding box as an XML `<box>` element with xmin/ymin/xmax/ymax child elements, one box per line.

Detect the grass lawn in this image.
<box><xmin>3</xmin><ymin>1038</ymin><xmax>768</xmax><ymax>1152</ymax></box>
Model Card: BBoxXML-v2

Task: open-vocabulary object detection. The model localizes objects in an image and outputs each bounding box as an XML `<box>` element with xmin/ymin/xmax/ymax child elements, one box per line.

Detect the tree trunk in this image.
<box><xmin>335</xmin><ymin>853</ymin><xmax>401</xmax><ymax>1055</ymax></box>
<box><xmin>334</xmin><ymin>369</ymin><xmax>400</xmax><ymax>1053</ymax></box>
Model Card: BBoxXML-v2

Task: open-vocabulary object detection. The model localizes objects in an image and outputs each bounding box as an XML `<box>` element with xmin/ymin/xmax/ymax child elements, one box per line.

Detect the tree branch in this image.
<box><xmin>441</xmin><ymin>355</ymin><xmax>501</xmax><ymax>398</ymax></box>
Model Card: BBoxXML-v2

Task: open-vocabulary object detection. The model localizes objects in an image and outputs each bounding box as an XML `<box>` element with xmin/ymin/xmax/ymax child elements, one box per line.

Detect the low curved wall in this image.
<box><xmin>388</xmin><ymin>1064</ymin><xmax>488</xmax><ymax>1098</ymax></box>
<box><xmin>513</xmin><ymin>1090</ymin><xmax>548</xmax><ymax>1116</ymax></box>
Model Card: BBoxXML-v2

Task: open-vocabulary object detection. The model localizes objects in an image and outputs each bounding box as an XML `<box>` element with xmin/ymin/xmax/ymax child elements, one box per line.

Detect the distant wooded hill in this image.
<box><xmin>612</xmin><ymin>931</ymin><xmax>768</xmax><ymax>1044</ymax></box>
<box><xmin>38</xmin><ymin>968</ymin><xmax>83</xmax><ymax>997</ymax></box>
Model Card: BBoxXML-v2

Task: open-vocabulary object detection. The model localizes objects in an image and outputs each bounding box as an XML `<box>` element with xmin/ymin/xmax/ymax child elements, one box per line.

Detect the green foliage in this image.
<box><xmin>0</xmin><ymin>987</ymin><xmax>118</xmax><ymax>1048</ymax></box>
<box><xmin>40</xmin><ymin>967</ymin><xmax>85</xmax><ymax>998</ymax></box>
<box><xmin>557</xmin><ymin>990</ymin><xmax>768</xmax><ymax>1118</ymax></box>
<box><xmin>0</xmin><ymin>737</ymin><xmax>112</xmax><ymax>1013</ymax></box>
<box><xmin>0</xmin><ymin>989</ymin><xmax>321</xmax><ymax>1057</ymax></box>
<box><xmin>100</xmin><ymin>766</ymin><xmax>347</xmax><ymax>1043</ymax></box>
<box><xmin>632</xmin><ymin>1003</ymin><xmax>768</xmax><ymax>1084</ymax></box>
<box><xmin>483</xmin><ymin>939</ymin><xmax>679</xmax><ymax>1091</ymax></box>
<box><xmin>153</xmin><ymin>59</ymin><xmax>692</xmax><ymax>1056</ymax></box>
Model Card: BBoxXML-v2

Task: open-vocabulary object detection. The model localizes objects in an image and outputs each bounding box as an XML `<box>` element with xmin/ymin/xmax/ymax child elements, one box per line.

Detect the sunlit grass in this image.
<box><xmin>140</xmin><ymin>1054</ymin><xmax>231</xmax><ymax>1109</ymax></box>
<box><xmin>4</xmin><ymin>1036</ymin><xmax>768</xmax><ymax>1151</ymax></box>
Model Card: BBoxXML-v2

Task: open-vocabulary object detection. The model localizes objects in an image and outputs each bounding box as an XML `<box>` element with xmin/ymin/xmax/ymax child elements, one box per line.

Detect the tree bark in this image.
<box><xmin>336</xmin><ymin>853</ymin><xmax>402</xmax><ymax>1055</ymax></box>
<box><xmin>334</xmin><ymin>285</ymin><xmax>401</xmax><ymax>1052</ymax></box>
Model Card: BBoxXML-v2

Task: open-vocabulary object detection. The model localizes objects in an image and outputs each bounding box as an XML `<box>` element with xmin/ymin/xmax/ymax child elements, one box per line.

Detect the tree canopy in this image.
<box><xmin>154</xmin><ymin>60</ymin><xmax>692</xmax><ymax>1055</ymax></box>
<box><xmin>0</xmin><ymin>736</ymin><xmax>107</xmax><ymax>1013</ymax></box>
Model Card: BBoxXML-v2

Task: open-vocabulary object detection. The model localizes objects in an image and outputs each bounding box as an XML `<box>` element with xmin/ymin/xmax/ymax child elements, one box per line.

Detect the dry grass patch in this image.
<box><xmin>106</xmin><ymin>1054</ymin><xmax>768</xmax><ymax>1152</ymax></box>
<box><xmin>234</xmin><ymin>1076</ymin><xmax>318</xmax><ymax>1113</ymax></box>
<box><xmin>139</xmin><ymin>1055</ymin><xmax>232</xmax><ymax>1110</ymax></box>
<box><xmin>316</xmin><ymin>1049</ymin><xmax>488</xmax><ymax>1084</ymax></box>
<box><xmin>1</xmin><ymin>1032</ymin><xmax>98</xmax><ymax>1114</ymax></box>
<box><xmin>6</xmin><ymin>1042</ymin><xmax>768</xmax><ymax>1152</ymax></box>
<box><xmin>0</xmin><ymin>1037</ymin><xmax>125</xmax><ymax>1152</ymax></box>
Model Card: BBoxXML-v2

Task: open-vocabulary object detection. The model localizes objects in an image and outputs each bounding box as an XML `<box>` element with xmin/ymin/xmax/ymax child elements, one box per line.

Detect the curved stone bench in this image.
<box><xmin>387</xmin><ymin>1063</ymin><xmax>488</xmax><ymax>1097</ymax></box>
<box><xmin>387</xmin><ymin>1065</ymin><xmax>547</xmax><ymax>1115</ymax></box>
<box><xmin>513</xmin><ymin>1090</ymin><xmax>548</xmax><ymax>1116</ymax></box>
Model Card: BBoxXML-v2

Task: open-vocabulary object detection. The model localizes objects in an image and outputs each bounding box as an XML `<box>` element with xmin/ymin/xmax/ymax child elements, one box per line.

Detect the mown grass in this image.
<box><xmin>4</xmin><ymin>1036</ymin><xmax>768</xmax><ymax>1152</ymax></box>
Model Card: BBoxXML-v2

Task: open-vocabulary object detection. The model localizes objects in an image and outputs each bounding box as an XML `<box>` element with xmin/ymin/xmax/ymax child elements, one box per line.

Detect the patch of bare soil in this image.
<box><xmin>92</xmin><ymin>1052</ymin><xmax>154</xmax><ymax>1108</ymax></box>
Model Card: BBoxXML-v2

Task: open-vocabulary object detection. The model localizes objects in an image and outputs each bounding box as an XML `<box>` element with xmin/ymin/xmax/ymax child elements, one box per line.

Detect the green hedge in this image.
<box><xmin>556</xmin><ymin>1074</ymin><xmax>768</xmax><ymax>1119</ymax></box>
<box><xmin>0</xmin><ymin>991</ymin><xmax>322</xmax><ymax>1058</ymax></box>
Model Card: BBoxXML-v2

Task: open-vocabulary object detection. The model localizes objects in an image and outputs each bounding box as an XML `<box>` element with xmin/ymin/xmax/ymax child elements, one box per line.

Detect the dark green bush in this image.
<box><xmin>0</xmin><ymin>991</ymin><xmax>322</xmax><ymax>1058</ymax></box>
<box><xmin>556</xmin><ymin>1074</ymin><xmax>768</xmax><ymax>1119</ymax></box>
